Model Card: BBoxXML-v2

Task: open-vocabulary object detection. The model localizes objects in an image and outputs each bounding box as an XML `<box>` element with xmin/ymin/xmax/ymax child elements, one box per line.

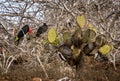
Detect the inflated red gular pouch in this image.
<box><xmin>28</xmin><ymin>27</ymin><xmax>32</xmax><ymax>35</ymax></box>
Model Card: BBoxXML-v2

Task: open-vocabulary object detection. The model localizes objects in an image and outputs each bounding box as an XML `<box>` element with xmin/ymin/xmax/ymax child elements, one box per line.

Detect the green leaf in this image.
<box><xmin>48</xmin><ymin>28</ymin><xmax>57</xmax><ymax>43</ymax></box>
<box><xmin>77</xmin><ymin>15</ymin><xmax>86</xmax><ymax>28</ymax></box>
<box><xmin>82</xmin><ymin>29</ymin><xmax>96</xmax><ymax>43</ymax></box>
<box><xmin>51</xmin><ymin>39</ymin><xmax>59</xmax><ymax>46</ymax></box>
<box><xmin>63</xmin><ymin>32</ymin><xmax>71</xmax><ymax>41</ymax></box>
<box><xmin>99</xmin><ymin>44</ymin><xmax>113</xmax><ymax>55</ymax></box>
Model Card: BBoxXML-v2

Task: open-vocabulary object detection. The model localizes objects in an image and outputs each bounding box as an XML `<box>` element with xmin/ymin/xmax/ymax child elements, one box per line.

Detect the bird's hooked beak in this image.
<box><xmin>28</xmin><ymin>27</ymin><xmax>32</xmax><ymax>35</ymax></box>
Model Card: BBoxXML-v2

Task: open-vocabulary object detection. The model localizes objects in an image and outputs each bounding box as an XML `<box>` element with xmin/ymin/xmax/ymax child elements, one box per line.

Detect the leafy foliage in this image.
<box><xmin>48</xmin><ymin>28</ymin><xmax>57</xmax><ymax>43</ymax></box>
<box><xmin>77</xmin><ymin>15</ymin><xmax>86</xmax><ymax>28</ymax></box>
<box><xmin>82</xmin><ymin>29</ymin><xmax>96</xmax><ymax>43</ymax></box>
<box><xmin>99</xmin><ymin>44</ymin><xmax>113</xmax><ymax>55</ymax></box>
<box><xmin>63</xmin><ymin>32</ymin><xmax>71</xmax><ymax>41</ymax></box>
<box><xmin>58</xmin><ymin>13</ymin><xmax>115</xmax><ymax>68</ymax></box>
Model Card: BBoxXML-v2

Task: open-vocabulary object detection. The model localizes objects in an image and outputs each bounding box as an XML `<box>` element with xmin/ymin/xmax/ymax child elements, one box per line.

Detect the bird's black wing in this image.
<box><xmin>21</xmin><ymin>25</ymin><xmax>29</xmax><ymax>34</ymax></box>
<box><xmin>17</xmin><ymin>25</ymin><xmax>29</xmax><ymax>38</ymax></box>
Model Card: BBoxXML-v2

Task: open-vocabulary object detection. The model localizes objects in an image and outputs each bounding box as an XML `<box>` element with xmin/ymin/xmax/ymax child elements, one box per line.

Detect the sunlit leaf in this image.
<box><xmin>51</xmin><ymin>40</ymin><xmax>58</xmax><ymax>46</ymax></box>
<box><xmin>52</xmin><ymin>37</ymin><xmax>61</xmax><ymax>46</ymax></box>
<box><xmin>48</xmin><ymin>28</ymin><xmax>57</xmax><ymax>43</ymax></box>
<box><xmin>99</xmin><ymin>44</ymin><xmax>113</xmax><ymax>55</ymax></box>
<box><xmin>77</xmin><ymin>15</ymin><xmax>86</xmax><ymax>28</ymax></box>
<box><xmin>88</xmin><ymin>23</ymin><xmax>97</xmax><ymax>33</ymax></box>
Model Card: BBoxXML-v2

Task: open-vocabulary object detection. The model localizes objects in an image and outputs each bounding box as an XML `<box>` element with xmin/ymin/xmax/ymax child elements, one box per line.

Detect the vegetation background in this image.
<box><xmin>0</xmin><ymin>0</ymin><xmax>120</xmax><ymax>81</ymax></box>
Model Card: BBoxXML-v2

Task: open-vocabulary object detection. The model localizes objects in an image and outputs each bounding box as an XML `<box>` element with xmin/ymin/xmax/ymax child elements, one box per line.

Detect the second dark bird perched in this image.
<box><xmin>36</xmin><ymin>23</ymin><xmax>48</xmax><ymax>37</ymax></box>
